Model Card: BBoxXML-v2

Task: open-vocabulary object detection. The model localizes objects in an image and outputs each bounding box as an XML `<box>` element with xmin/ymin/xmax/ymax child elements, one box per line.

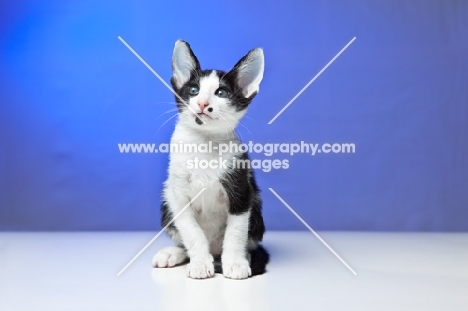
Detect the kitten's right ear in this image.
<box><xmin>229</xmin><ymin>48</ymin><xmax>264</xmax><ymax>98</ymax></box>
<box><xmin>171</xmin><ymin>40</ymin><xmax>200</xmax><ymax>88</ymax></box>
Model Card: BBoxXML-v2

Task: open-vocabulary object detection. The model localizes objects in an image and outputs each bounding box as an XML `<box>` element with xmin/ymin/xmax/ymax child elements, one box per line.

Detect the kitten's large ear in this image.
<box><xmin>230</xmin><ymin>48</ymin><xmax>264</xmax><ymax>98</ymax></box>
<box><xmin>172</xmin><ymin>40</ymin><xmax>200</xmax><ymax>88</ymax></box>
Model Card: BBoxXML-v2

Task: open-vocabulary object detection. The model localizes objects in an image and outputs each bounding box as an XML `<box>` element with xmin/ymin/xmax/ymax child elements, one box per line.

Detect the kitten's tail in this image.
<box><xmin>249</xmin><ymin>244</ymin><xmax>270</xmax><ymax>276</ymax></box>
<box><xmin>213</xmin><ymin>245</ymin><xmax>270</xmax><ymax>277</ymax></box>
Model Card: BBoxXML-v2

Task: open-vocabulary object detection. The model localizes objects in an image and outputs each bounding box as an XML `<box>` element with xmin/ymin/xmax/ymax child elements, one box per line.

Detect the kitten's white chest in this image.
<box><xmin>190</xmin><ymin>175</ymin><xmax>228</xmax><ymax>254</ymax></box>
<box><xmin>168</xmin><ymin>125</ymin><xmax>236</xmax><ymax>253</ymax></box>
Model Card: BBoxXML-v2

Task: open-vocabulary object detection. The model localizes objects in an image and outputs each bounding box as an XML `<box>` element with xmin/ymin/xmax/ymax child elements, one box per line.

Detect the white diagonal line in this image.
<box><xmin>117</xmin><ymin>188</ymin><xmax>206</xmax><ymax>276</ymax></box>
<box><xmin>268</xmin><ymin>188</ymin><xmax>357</xmax><ymax>276</ymax></box>
<box><xmin>117</xmin><ymin>36</ymin><xmax>206</xmax><ymax>124</ymax></box>
<box><xmin>268</xmin><ymin>37</ymin><xmax>356</xmax><ymax>124</ymax></box>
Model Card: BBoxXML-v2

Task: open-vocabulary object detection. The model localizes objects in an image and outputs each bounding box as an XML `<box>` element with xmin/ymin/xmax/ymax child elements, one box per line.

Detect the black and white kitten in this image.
<box><xmin>152</xmin><ymin>40</ymin><xmax>269</xmax><ymax>279</ymax></box>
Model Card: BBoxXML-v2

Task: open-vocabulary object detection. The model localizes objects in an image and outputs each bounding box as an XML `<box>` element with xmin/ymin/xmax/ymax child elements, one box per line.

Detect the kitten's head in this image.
<box><xmin>170</xmin><ymin>40</ymin><xmax>264</xmax><ymax>134</ymax></box>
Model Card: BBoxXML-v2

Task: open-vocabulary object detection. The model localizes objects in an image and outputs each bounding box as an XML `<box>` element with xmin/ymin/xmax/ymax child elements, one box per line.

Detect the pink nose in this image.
<box><xmin>198</xmin><ymin>100</ymin><xmax>209</xmax><ymax>112</ymax></box>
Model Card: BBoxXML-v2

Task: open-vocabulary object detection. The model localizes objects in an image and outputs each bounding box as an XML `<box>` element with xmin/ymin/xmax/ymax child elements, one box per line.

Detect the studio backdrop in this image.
<box><xmin>0</xmin><ymin>0</ymin><xmax>467</xmax><ymax>231</ymax></box>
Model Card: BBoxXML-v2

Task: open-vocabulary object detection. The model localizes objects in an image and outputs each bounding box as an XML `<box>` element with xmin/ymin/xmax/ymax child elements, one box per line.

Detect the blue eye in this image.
<box><xmin>189</xmin><ymin>86</ymin><xmax>199</xmax><ymax>96</ymax></box>
<box><xmin>216</xmin><ymin>88</ymin><xmax>228</xmax><ymax>98</ymax></box>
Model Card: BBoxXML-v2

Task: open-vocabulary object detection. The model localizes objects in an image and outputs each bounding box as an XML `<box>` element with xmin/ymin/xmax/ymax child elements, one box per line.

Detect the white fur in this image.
<box><xmin>222</xmin><ymin>211</ymin><xmax>252</xmax><ymax>279</ymax></box>
<box><xmin>162</xmin><ymin>72</ymin><xmax>251</xmax><ymax>279</ymax></box>
<box><xmin>152</xmin><ymin>246</ymin><xmax>187</xmax><ymax>268</ymax></box>
<box><xmin>164</xmin><ymin>123</ymin><xmax>239</xmax><ymax>255</ymax></box>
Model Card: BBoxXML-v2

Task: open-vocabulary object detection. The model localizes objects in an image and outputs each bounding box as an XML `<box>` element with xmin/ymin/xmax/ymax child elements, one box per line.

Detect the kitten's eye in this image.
<box><xmin>215</xmin><ymin>88</ymin><xmax>228</xmax><ymax>98</ymax></box>
<box><xmin>189</xmin><ymin>86</ymin><xmax>199</xmax><ymax>96</ymax></box>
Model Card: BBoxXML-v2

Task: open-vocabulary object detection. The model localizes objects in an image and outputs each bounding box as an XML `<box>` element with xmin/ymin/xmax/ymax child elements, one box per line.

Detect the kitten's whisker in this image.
<box><xmin>218</xmin><ymin>113</ymin><xmax>243</xmax><ymax>141</ymax></box>
<box><xmin>155</xmin><ymin>108</ymin><xmax>179</xmax><ymax>122</ymax></box>
<box><xmin>236</xmin><ymin>121</ymin><xmax>254</xmax><ymax>142</ymax></box>
<box><xmin>217</xmin><ymin>114</ymin><xmax>237</xmax><ymax>141</ymax></box>
<box><xmin>219</xmin><ymin>111</ymin><xmax>253</xmax><ymax>142</ymax></box>
<box><xmin>153</xmin><ymin>113</ymin><xmax>178</xmax><ymax>138</ymax></box>
<box><xmin>243</xmin><ymin>115</ymin><xmax>255</xmax><ymax>122</ymax></box>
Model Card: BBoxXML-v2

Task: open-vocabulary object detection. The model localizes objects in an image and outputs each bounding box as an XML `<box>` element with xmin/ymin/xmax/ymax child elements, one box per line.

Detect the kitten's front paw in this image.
<box><xmin>222</xmin><ymin>259</ymin><xmax>251</xmax><ymax>279</ymax></box>
<box><xmin>153</xmin><ymin>246</ymin><xmax>187</xmax><ymax>268</ymax></box>
<box><xmin>186</xmin><ymin>257</ymin><xmax>214</xmax><ymax>279</ymax></box>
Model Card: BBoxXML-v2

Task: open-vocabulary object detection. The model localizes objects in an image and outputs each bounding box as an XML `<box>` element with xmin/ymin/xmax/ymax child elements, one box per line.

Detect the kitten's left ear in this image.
<box><xmin>230</xmin><ymin>48</ymin><xmax>264</xmax><ymax>98</ymax></box>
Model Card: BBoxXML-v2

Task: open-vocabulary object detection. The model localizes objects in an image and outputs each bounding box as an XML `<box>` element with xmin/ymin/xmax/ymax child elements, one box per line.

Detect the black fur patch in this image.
<box><xmin>249</xmin><ymin>245</ymin><xmax>270</xmax><ymax>276</ymax></box>
<box><xmin>219</xmin><ymin>154</ymin><xmax>253</xmax><ymax>215</ymax></box>
<box><xmin>212</xmin><ymin>246</ymin><xmax>270</xmax><ymax>276</ymax></box>
<box><xmin>160</xmin><ymin>200</ymin><xmax>177</xmax><ymax>238</ymax></box>
<box><xmin>195</xmin><ymin>116</ymin><xmax>203</xmax><ymax>125</ymax></box>
<box><xmin>220</xmin><ymin>152</ymin><xmax>266</xmax><ymax>243</ymax></box>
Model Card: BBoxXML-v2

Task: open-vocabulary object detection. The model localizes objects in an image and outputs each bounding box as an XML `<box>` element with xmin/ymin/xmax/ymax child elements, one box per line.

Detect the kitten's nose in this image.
<box><xmin>198</xmin><ymin>100</ymin><xmax>209</xmax><ymax>112</ymax></box>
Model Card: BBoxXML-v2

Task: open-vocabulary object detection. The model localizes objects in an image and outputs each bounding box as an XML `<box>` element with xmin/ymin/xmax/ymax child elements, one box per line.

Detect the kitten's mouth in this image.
<box><xmin>197</xmin><ymin>113</ymin><xmax>212</xmax><ymax>119</ymax></box>
<box><xmin>195</xmin><ymin>113</ymin><xmax>212</xmax><ymax>125</ymax></box>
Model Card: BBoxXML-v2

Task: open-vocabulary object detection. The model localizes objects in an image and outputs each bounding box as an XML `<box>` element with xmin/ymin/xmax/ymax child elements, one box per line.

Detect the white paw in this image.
<box><xmin>186</xmin><ymin>257</ymin><xmax>214</xmax><ymax>279</ymax></box>
<box><xmin>153</xmin><ymin>246</ymin><xmax>187</xmax><ymax>268</ymax></box>
<box><xmin>222</xmin><ymin>259</ymin><xmax>251</xmax><ymax>279</ymax></box>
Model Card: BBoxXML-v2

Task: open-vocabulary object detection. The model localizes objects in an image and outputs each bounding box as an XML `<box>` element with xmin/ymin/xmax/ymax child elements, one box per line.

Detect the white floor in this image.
<box><xmin>1</xmin><ymin>231</ymin><xmax>467</xmax><ymax>311</ymax></box>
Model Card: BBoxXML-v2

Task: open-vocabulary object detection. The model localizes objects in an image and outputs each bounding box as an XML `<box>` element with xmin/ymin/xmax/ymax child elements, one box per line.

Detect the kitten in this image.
<box><xmin>152</xmin><ymin>40</ymin><xmax>269</xmax><ymax>279</ymax></box>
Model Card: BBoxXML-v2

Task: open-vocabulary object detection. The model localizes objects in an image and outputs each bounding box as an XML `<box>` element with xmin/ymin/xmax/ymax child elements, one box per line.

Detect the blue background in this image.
<box><xmin>1</xmin><ymin>0</ymin><xmax>467</xmax><ymax>231</ymax></box>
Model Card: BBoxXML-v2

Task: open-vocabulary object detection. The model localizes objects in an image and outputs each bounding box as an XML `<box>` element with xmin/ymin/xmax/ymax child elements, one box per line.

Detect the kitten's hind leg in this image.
<box><xmin>153</xmin><ymin>246</ymin><xmax>188</xmax><ymax>268</ymax></box>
